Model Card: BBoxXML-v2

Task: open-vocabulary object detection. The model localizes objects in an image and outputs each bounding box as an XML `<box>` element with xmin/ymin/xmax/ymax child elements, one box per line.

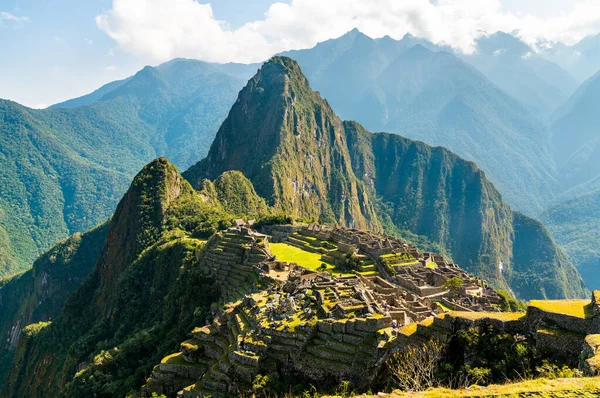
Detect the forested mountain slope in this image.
<box><xmin>0</xmin><ymin>59</ymin><xmax>244</xmax><ymax>277</ymax></box>
<box><xmin>185</xmin><ymin>56</ymin><xmax>586</xmax><ymax>300</ymax></box>
<box><xmin>281</xmin><ymin>30</ymin><xmax>559</xmax><ymax>215</ymax></box>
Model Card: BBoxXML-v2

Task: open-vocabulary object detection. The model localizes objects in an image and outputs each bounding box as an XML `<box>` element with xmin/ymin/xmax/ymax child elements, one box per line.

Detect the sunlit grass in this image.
<box><xmin>270</xmin><ymin>242</ymin><xmax>353</xmax><ymax>275</ymax></box>
<box><xmin>270</xmin><ymin>243</ymin><xmax>333</xmax><ymax>270</ymax></box>
<box><xmin>529</xmin><ymin>299</ymin><xmax>593</xmax><ymax>319</ymax></box>
<box><xmin>385</xmin><ymin>376</ymin><xmax>600</xmax><ymax>397</ymax></box>
<box><xmin>448</xmin><ymin>311</ymin><xmax>526</xmax><ymax>321</ymax></box>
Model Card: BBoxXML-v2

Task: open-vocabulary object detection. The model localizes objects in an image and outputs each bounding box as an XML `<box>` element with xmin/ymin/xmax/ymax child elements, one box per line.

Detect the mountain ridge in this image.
<box><xmin>185</xmin><ymin>56</ymin><xmax>586</xmax><ymax>299</ymax></box>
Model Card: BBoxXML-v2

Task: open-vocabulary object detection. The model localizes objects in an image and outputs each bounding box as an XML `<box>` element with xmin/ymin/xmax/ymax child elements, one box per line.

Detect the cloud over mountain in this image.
<box><xmin>97</xmin><ymin>0</ymin><xmax>600</xmax><ymax>63</ymax></box>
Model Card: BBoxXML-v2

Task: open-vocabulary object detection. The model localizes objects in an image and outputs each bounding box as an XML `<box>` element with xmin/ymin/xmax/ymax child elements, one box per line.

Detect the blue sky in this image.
<box><xmin>1</xmin><ymin>0</ymin><xmax>598</xmax><ymax>107</ymax></box>
<box><xmin>0</xmin><ymin>0</ymin><xmax>282</xmax><ymax>107</ymax></box>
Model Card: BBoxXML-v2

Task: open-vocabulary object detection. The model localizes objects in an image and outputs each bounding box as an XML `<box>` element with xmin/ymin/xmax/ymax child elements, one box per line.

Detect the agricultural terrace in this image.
<box><xmin>529</xmin><ymin>299</ymin><xmax>594</xmax><ymax>319</ymax></box>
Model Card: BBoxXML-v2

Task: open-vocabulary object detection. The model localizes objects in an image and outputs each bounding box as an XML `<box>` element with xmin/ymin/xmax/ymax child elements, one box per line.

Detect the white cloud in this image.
<box><xmin>0</xmin><ymin>11</ymin><xmax>29</xmax><ymax>25</ymax></box>
<box><xmin>104</xmin><ymin>65</ymin><xmax>117</xmax><ymax>71</ymax></box>
<box><xmin>95</xmin><ymin>0</ymin><xmax>600</xmax><ymax>63</ymax></box>
<box><xmin>84</xmin><ymin>38</ymin><xmax>94</xmax><ymax>44</ymax></box>
<box><xmin>30</xmin><ymin>103</ymin><xmax>48</xmax><ymax>109</ymax></box>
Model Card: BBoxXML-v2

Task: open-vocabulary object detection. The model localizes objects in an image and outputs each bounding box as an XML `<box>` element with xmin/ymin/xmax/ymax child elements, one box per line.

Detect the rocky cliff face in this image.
<box><xmin>184</xmin><ymin>57</ymin><xmax>380</xmax><ymax>230</ymax></box>
<box><xmin>343</xmin><ymin>121</ymin><xmax>514</xmax><ymax>285</ymax></box>
<box><xmin>185</xmin><ymin>57</ymin><xmax>585</xmax><ymax>299</ymax></box>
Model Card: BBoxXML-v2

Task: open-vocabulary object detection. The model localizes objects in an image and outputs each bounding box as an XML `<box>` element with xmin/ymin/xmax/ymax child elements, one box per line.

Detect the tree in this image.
<box><xmin>443</xmin><ymin>277</ymin><xmax>464</xmax><ymax>297</ymax></box>
<box><xmin>387</xmin><ymin>339</ymin><xmax>444</xmax><ymax>391</ymax></box>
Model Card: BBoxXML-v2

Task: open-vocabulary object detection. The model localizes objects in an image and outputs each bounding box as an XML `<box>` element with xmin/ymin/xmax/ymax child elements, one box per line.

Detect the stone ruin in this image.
<box><xmin>282</xmin><ymin>225</ymin><xmax>504</xmax><ymax>319</ymax></box>
<box><xmin>142</xmin><ymin>224</ymin><xmax>515</xmax><ymax>397</ymax></box>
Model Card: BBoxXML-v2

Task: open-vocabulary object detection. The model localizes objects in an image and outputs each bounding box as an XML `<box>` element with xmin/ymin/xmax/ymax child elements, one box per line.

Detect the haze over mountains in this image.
<box><xmin>282</xmin><ymin>30</ymin><xmax>560</xmax><ymax>216</ymax></box>
<box><xmin>2</xmin><ymin>28</ymin><xmax>600</xmax><ymax>291</ymax></box>
<box><xmin>0</xmin><ymin>57</ymin><xmax>588</xmax><ymax>397</ymax></box>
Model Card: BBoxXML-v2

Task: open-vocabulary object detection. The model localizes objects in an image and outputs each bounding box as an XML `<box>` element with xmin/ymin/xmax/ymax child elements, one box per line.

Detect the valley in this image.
<box><xmin>3</xmin><ymin>10</ymin><xmax>600</xmax><ymax>396</ymax></box>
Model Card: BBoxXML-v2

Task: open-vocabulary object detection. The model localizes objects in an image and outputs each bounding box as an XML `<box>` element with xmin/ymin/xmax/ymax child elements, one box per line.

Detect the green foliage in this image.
<box><xmin>1</xmin><ymin>158</ymin><xmax>283</xmax><ymax>398</ymax></box>
<box><xmin>252</xmin><ymin>374</ymin><xmax>275</xmax><ymax>397</ymax></box>
<box><xmin>253</xmin><ymin>214</ymin><xmax>294</xmax><ymax>229</ymax></box>
<box><xmin>0</xmin><ymin>221</ymin><xmax>108</xmax><ymax>391</ymax></box>
<box><xmin>211</xmin><ymin>171</ymin><xmax>270</xmax><ymax>217</ymax></box>
<box><xmin>441</xmin><ymin>326</ymin><xmax>538</xmax><ymax>385</ymax></box>
<box><xmin>442</xmin><ymin>277</ymin><xmax>464</xmax><ymax>297</ymax></box>
<box><xmin>536</xmin><ymin>360</ymin><xmax>581</xmax><ymax>380</ymax></box>
<box><xmin>541</xmin><ymin>190</ymin><xmax>600</xmax><ymax>291</ymax></box>
<box><xmin>511</xmin><ymin>212</ymin><xmax>588</xmax><ymax>300</ymax></box>
<box><xmin>21</xmin><ymin>322</ymin><xmax>51</xmax><ymax>338</ymax></box>
<box><xmin>496</xmin><ymin>289</ymin><xmax>528</xmax><ymax>312</ymax></box>
<box><xmin>341</xmin><ymin>250</ymin><xmax>361</xmax><ymax>272</ymax></box>
<box><xmin>0</xmin><ymin>59</ymin><xmax>244</xmax><ymax>278</ymax></box>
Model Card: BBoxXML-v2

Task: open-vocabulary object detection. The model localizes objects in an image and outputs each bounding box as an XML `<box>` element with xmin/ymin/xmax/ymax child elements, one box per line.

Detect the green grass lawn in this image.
<box><xmin>387</xmin><ymin>376</ymin><xmax>600</xmax><ymax>397</ymax></box>
<box><xmin>529</xmin><ymin>299</ymin><xmax>593</xmax><ymax>319</ymax></box>
<box><xmin>449</xmin><ymin>311</ymin><xmax>526</xmax><ymax>321</ymax></box>
<box><xmin>270</xmin><ymin>243</ymin><xmax>353</xmax><ymax>275</ymax></box>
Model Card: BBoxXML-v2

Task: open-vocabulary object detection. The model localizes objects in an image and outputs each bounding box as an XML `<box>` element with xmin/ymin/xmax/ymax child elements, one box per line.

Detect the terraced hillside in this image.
<box><xmin>144</xmin><ymin>224</ymin><xmax>576</xmax><ymax>397</ymax></box>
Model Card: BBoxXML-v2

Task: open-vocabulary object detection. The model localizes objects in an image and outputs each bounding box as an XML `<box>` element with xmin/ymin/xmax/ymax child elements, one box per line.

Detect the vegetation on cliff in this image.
<box><xmin>0</xmin><ymin>158</ymin><xmax>276</xmax><ymax>397</ymax></box>
<box><xmin>0</xmin><ymin>221</ymin><xmax>108</xmax><ymax>391</ymax></box>
<box><xmin>0</xmin><ymin>59</ymin><xmax>244</xmax><ymax>278</ymax></box>
<box><xmin>185</xmin><ymin>56</ymin><xmax>586</xmax><ymax>299</ymax></box>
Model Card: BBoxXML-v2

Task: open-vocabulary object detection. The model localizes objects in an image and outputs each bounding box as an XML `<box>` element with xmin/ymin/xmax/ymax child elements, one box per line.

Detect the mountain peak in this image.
<box><xmin>183</xmin><ymin>57</ymin><xmax>379</xmax><ymax>228</ymax></box>
<box><xmin>97</xmin><ymin>157</ymin><xmax>187</xmax><ymax>300</ymax></box>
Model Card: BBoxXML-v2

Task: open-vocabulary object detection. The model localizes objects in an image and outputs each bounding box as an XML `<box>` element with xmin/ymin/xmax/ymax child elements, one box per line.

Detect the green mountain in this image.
<box><xmin>541</xmin><ymin>190</ymin><xmax>600</xmax><ymax>290</ymax></box>
<box><xmin>1</xmin><ymin>58</ymin><xmax>589</xmax><ymax>398</ymax></box>
<box><xmin>185</xmin><ymin>56</ymin><xmax>586</xmax><ymax>300</ymax></box>
<box><xmin>281</xmin><ymin>30</ymin><xmax>559</xmax><ymax>216</ymax></box>
<box><xmin>0</xmin><ymin>157</ymin><xmax>271</xmax><ymax>397</ymax></box>
<box><xmin>0</xmin><ymin>222</ymin><xmax>108</xmax><ymax>389</ymax></box>
<box><xmin>0</xmin><ymin>59</ymin><xmax>244</xmax><ymax>277</ymax></box>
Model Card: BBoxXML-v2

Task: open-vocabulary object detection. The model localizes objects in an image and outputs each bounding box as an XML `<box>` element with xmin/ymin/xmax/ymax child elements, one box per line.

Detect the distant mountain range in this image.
<box><xmin>1</xmin><ymin>28</ymin><xmax>600</xmax><ymax>291</ymax></box>
<box><xmin>0</xmin><ymin>60</ymin><xmax>245</xmax><ymax>277</ymax></box>
<box><xmin>538</xmin><ymin>33</ymin><xmax>600</xmax><ymax>83</ymax></box>
<box><xmin>280</xmin><ymin>29</ymin><xmax>560</xmax><ymax>215</ymax></box>
<box><xmin>540</xmin><ymin>68</ymin><xmax>600</xmax><ymax>290</ymax></box>
<box><xmin>1</xmin><ymin>57</ymin><xmax>588</xmax><ymax>397</ymax></box>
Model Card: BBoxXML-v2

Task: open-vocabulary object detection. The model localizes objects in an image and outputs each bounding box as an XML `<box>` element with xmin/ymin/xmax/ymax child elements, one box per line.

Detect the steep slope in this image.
<box><xmin>551</xmin><ymin>70</ymin><xmax>600</xmax><ymax>192</ymax></box>
<box><xmin>541</xmin><ymin>191</ymin><xmax>600</xmax><ymax>290</ymax></box>
<box><xmin>0</xmin><ymin>59</ymin><xmax>244</xmax><ymax>277</ymax></box>
<box><xmin>510</xmin><ymin>213</ymin><xmax>587</xmax><ymax>299</ymax></box>
<box><xmin>282</xmin><ymin>31</ymin><xmax>558</xmax><ymax>215</ymax></box>
<box><xmin>0</xmin><ymin>158</ymin><xmax>265</xmax><ymax>397</ymax></box>
<box><xmin>0</xmin><ymin>222</ymin><xmax>108</xmax><ymax>390</ymax></box>
<box><xmin>461</xmin><ymin>32</ymin><xmax>577</xmax><ymax>115</ymax></box>
<box><xmin>184</xmin><ymin>56</ymin><xmax>380</xmax><ymax>230</ymax></box>
<box><xmin>0</xmin><ymin>100</ymin><xmax>131</xmax><ymax>278</ymax></box>
<box><xmin>185</xmin><ymin>56</ymin><xmax>586</xmax><ymax>299</ymax></box>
